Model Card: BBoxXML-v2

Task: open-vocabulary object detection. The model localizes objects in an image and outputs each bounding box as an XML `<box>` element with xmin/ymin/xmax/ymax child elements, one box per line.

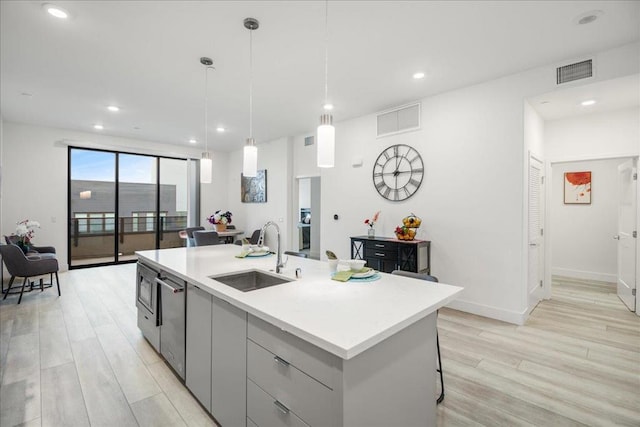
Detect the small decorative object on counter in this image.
<box><xmin>207</xmin><ymin>210</ymin><xmax>232</xmax><ymax>231</ymax></box>
<box><xmin>364</xmin><ymin>211</ymin><xmax>380</xmax><ymax>238</ymax></box>
<box><xmin>402</xmin><ymin>213</ymin><xmax>422</xmax><ymax>228</ymax></box>
<box><xmin>395</xmin><ymin>226</ymin><xmax>417</xmax><ymax>240</ymax></box>
<box><xmin>395</xmin><ymin>213</ymin><xmax>421</xmax><ymax>241</ymax></box>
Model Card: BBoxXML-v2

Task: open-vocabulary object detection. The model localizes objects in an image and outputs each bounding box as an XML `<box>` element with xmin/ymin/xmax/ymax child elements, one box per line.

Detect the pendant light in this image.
<box><xmin>200</xmin><ymin>57</ymin><xmax>214</xmax><ymax>183</ymax></box>
<box><xmin>243</xmin><ymin>18</ymin><xmax>259</xmax><ymax>177</ymax></box>
<box><xmin>317</xmin><ymin>0</ymin><xmax>335</xmax><ymax>168</ymax></box>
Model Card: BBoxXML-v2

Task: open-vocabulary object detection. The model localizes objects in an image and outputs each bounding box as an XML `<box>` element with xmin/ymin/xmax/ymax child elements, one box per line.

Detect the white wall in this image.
<box><xmin>524</xmin><ymin>101</ymin><xmax>545</xmax><ymax>159</ymax></box>
<box><xmin>309</xmin><ymin>176</ymin><xmax>321</xmax><ymax>257</ymax></box>
<box><xmin>299</xmin><ymin>178</ymin><xmax>311</xmax><ymax>210</ymax></box>
<box><xmin>551</xmin><ymin>158</ymin><xmax>622</xmax><ymax>282</ymax></box>
<box><xmin>546</xmin><ymin>107</ymin><xmax>640</xmax><ymax>161</ymax></box>
<box><xmin>0</xmin><ymin>121</ymin><xmax>221</xmax><ymax>270</ymax></box>
<box><xmin>287</xmin><ymin>42</ymin><xmax>639</xmax><ymax>324</ymax></box>
<box><xmin>226</xmin><ymin>137</ymin><xmax>293</xmax><ymax>252</ymax></box>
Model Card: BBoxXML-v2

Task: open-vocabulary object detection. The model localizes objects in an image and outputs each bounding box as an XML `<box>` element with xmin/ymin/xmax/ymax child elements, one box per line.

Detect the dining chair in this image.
<box><xmin>391</xmin><ymin>270</ymin><xmax>445</xmax><ymax>404</ymax></box>
<box><xmin>1</xmin><ymin>243</ymin><xmax>60</xmax><ymax>304</ymax></box>
<box><xmin>248</xmin><ymin>229</ymin><xmax>261</xmax><ymax>245</ymax></box>
<box><xmin>184</xmin><ymin>227</ymin><xmax>205</xmax><ymax>247</ymax></box>
<box><xmin>193</xmin><ymin>230</ymin><xmax>223</xmax><ymax>246</ymax></box>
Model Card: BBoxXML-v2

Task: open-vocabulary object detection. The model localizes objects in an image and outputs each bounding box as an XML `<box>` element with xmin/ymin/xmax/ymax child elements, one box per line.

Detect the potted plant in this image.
<box><xmin>207</xmin><ymin>210</ymin><xmax>232</xmax><ymax>231</ymax></box>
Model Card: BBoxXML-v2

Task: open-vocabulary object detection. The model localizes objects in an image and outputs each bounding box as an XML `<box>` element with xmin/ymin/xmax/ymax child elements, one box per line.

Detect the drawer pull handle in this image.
<box><xmin>374</xmin><ymin>244</ymin><xmax>385</xmax><ymax>248</ymax></box>
<box><xmin>375</xmin><ymin>252</ymin><xmax>385</xmax><ymax>257</ymax></box>
<box><xmin>273</xmin><ymin>400</ymin><xmax>290</xmax><ymax>415</ymax></box>
<box><xmin>274</xmin><ymin>355</ymin><xmax>290</xmax><ymax>367</ymax></box>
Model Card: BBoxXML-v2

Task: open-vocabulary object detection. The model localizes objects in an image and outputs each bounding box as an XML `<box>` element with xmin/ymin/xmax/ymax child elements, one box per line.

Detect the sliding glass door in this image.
<box><xmin>159</xmin><ymin>158</ymin><xmax>188</xmax><ymax>249</ymax></box>
<box><xmin>69</xmin><ymin>147</ymin><xmax>196</xmax><ymax>268</ymax></box>
<box><xmin>117</xmin><ymin>153</ymin><xmax>158</xmax><ymax>261</ymax></box>
<box><xmin>69</xmin><ymin>149</ymin><xmax>117</xmax><ymax>265</ymax></box>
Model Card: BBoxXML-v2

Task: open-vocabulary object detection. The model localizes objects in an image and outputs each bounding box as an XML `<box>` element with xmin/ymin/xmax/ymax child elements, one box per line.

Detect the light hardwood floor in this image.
<box><xmin>1</xmin><ymin>267</ymin><xmax>639</xmax><ymax>426</ymax></box>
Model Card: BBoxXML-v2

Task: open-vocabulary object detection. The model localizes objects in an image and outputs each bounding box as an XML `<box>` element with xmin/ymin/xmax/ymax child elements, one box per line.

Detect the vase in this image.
<box><xmin>215</xmin><ymin>223</ymin><xmax>227</xmax><ymax>232</ymax></box>
<box><xmin>367</xmin><ymin>228</ymin><xmax>375</xmax><ymax>238</ymax></box>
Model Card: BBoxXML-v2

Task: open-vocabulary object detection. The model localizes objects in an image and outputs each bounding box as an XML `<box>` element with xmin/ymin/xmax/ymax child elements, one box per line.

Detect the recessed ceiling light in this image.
<box><xmin>93</xmin><ymin>124</ymin><xmax>104</xmax><ymax>130</ymax></box>
<box><xmin>133</xmin><ymin>126</ymin><xmax>140</xmax><ymax>130</ymax></box>
<box><xmin>216</xmin><ymin>127</ymin><xmax>225</xmax><ymax>132</ymax></box>
<box><xmin>540</xmin><ymin>101</ymin><xmax>550</xmax><ymax>105</ymax></box>
<box><xmin>43</xmin><ymin>3</ymin><xmax>69</xmax><ymax>19</ymax></box>
<box><xmin>413</xmin><ymin>72</ymin><xmax>425</xmax><ymax>80</ymax></box>
<box><xmin>21</xmin><ymin>92</ymin><xmax>33</xmax><ymax>97</ymax></box>
<box><xmin>189</xmin><ymin>139</ymin><xmax>197</xmax><ymax>144</ymax></box>
<box><xmin>574</xmin><ymin>10</ymin><xmax>603</xmax><ymax>25</ymax></box>
<box><xmin>581</xmin><ymin>100</ymin><xmax>596</xmax><ymax>106</ymax></box>
<box><xmin>107</xmin><ymin>105</ymin><xmax>120</xmax><ymax>112</ymax></box>
<box><xmin>323</xmin><ymin>103</ymin><xmax>334</xmax><ymax>111</ymax></box>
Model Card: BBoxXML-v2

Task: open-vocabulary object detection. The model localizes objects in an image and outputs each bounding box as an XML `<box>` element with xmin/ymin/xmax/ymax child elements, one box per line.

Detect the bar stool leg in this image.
<box><xmin>436</xmin><ymin>333</ymin><xmax>445</xmax><ymax>404</ymax></box>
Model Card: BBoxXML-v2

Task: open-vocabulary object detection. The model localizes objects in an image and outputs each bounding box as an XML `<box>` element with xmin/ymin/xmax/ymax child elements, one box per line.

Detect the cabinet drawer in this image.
<box><xmin>364</xmin><ymin>240</ymin><xmax>398</xmax><ymax>251</ymax></box>
<box><xmin>247</xmin><ymin>315</ymin><xmax>340</xmax><ymax>389</ymax></box>
<box><xmin>364</xmin><ymin>247</ymin><xmax>396</xmax><ymax>259</ymax></box>
<box><xmin>247</xmin><ymin>379</ymin><xmax>310</xmax><ymax>427</ymax></box>
<box><xmin>247</xmin><ymin>340</ymin><xmax>336</xmax><ymax>427</ymax></box>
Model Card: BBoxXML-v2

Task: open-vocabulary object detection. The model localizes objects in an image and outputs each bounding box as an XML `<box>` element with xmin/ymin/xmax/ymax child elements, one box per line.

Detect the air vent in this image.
<box><xmin>377</xmin><ymin>103</ymin><xmax>421</xmax><ymax>138</ymax></box>
<box><xmin>304</xmin><ymin>136</ymin><xmax>314</xmax><ymax>146</ymax></box>
<box><xmin>556</xmin><ymin>59</ymin><xmax>593</xmax><ymax>84</ymax></box>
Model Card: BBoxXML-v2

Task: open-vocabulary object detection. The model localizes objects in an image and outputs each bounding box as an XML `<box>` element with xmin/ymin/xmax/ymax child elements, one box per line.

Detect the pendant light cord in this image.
<box><xmin>324</xmin><ymin>0</ymin><xmax>329</xmax><ymax>105</ymax></box>
<box><xmin>249</xmin><ymin>28</ymin><xmax>253</xmax><ymax>138</ymax></box>
<box><xmin>204</xmin><ymin>65</ymin><xmax>213</xmax><ymax>153</ymax></box>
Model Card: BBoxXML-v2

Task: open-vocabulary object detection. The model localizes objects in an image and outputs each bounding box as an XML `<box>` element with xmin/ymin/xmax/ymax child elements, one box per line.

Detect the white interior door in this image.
<box><xmin>616</xmin><ymin>159</ymin><xmax>637</xmax><ymax>312</ymax></box>
<box><xmin>528</xmin><ymin>154</ymin><xmax>545</xmax><ymax>311</ymax></box>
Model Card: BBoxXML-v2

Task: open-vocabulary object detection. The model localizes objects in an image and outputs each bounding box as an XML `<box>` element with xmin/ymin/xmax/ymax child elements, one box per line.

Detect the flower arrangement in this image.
<box><xmin>364</xmin><ymin>211</ymin><xmax>380</xmax><ymax>229</ymax></box>
<box><xmin>15</xmin><ymin>219</ymin><xmax>40</xmax><ymax>243</ymax></box>
<box><xmin>207</xmin><ymin>210</ymin><xmax>233</xmax><ymax>225</ymax></box>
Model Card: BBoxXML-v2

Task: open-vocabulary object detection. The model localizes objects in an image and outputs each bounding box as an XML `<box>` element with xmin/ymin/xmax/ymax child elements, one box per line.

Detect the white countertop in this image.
<box><xmin>136</xmin><ymin>245</ymin><xmax>463</xmax><ymax>360</ymax></box>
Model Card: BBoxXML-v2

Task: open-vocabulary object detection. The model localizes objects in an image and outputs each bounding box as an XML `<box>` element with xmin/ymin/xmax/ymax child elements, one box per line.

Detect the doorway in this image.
<box><xmin>68</xmin><ymin>147</ymin><xmax>197</xmax><ymax>268</ymax></box>
<box><xmin>547</xmin><ymin>157</ymin><xmax>635</xmax><ymax>301</ymax></box>
<box><xmin>295</xmin><ymin>177</ymin><xmax>321</xmax><ymax>259</ymax></box>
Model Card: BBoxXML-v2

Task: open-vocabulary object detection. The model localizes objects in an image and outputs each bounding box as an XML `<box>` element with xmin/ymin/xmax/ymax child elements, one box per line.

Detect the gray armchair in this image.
<box><xmin>4</xmin><ymin>235</ymin><xmax>56</xmax><ymax>257</ymax></box>
<box><xmin>1</xmin><ymin>243</ymin><xmax>60</xmax><ymax>304</ymax></box>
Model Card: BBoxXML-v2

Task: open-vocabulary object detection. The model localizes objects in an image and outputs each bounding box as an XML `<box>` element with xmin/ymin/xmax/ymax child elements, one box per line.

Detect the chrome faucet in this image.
<box><xmin>259</xmin><ymin>221</ymin><xmax>284</xmax><ymax>273</ymax></box>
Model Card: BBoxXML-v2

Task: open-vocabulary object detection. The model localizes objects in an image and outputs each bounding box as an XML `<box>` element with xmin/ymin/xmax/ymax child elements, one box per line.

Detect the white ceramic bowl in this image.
<box><xmin>340</xmin><ymin>259</ymin><xmax>366</xmax><ymax>271</ymax></box>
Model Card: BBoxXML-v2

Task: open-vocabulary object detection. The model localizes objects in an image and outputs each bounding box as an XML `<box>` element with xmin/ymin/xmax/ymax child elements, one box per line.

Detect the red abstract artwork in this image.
<box><xmin>564</xmin><ymin>171</ymin><xmax>591</xmax><ymax>204</ymax></box>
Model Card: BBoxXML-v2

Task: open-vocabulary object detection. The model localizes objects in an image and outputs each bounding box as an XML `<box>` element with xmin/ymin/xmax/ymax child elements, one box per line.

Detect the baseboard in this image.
<box><xmin>552</xmin><ymin>267</ymin><xmax>616</xmax><ymax>283</ymax></box>
<box><xmin>445</xmin><ymin>299</ymin><xmax>527</xmax><ymax>325</ymax></box>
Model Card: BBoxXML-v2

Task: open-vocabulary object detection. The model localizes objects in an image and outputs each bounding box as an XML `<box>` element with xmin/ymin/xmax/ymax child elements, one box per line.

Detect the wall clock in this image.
<box><xmin>372</xmin><ymin>144</ymin><xmax>424</xmax><ymax>201</ymax></box>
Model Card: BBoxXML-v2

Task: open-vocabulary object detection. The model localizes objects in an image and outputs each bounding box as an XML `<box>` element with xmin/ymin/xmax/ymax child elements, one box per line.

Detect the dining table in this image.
<box><xmin>178</xmin><ymin>229</ymin><xmax>245</xmax><ymax>245</ymax></box>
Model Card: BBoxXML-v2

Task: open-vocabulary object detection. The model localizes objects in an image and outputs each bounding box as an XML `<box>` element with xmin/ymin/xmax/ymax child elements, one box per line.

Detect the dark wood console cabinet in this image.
<box><xmin>350</xmin><ymin>236</ymin><xmax>431</xmax><ymax>274</ymax></box>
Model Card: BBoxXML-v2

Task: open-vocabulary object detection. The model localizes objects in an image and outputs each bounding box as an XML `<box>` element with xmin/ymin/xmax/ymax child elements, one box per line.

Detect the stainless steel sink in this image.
<box><xmin>210</xmin><ymin>269</ymin><xmax>293</xmax><ymax>292</ymax></box>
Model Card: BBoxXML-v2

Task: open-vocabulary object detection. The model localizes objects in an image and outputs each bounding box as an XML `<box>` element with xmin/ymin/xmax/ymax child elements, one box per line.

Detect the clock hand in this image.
<box><xmin>382</xmin><ymin>170</ymin><xmax>411</xmax><ymax>176</ymax></box>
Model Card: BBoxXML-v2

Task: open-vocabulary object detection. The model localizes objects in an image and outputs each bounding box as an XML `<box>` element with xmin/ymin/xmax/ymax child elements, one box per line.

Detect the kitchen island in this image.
<box><xmin>137</xmin><ymin>244</ymin><xmax>462</xmax><ymax>427</ymax></box>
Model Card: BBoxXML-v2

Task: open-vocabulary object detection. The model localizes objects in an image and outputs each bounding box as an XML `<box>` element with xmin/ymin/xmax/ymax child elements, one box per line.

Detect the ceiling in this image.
<box><xmin>1</xmin><ymin>1</ymin><xmax>639</xmax><ymax>152</ymax></box>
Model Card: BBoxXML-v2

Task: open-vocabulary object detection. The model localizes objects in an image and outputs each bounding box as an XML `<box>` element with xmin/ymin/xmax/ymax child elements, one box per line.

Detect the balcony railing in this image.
<box><xmin>70</xmin><ymin>215</ymin><xmax>187</xmax><ymax>264</ymax></box>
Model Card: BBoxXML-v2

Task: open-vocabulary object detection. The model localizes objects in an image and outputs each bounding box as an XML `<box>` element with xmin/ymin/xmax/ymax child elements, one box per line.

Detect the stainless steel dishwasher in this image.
<box><xmin>157</xmin><ymin>271</ymin><xmax>186</xmax><ymax>380</ymax></box>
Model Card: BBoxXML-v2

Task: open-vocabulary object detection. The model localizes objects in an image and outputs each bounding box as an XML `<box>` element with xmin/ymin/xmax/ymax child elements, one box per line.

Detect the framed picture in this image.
<box><xmin>241</xmin><ymin>169</ymin><xmax>267</xmax><ymax>203</ymax></box>
<box><xmin>564</xmin><ymin>171</ymin><xmax>591</xmax><ymax>204</ymax></box>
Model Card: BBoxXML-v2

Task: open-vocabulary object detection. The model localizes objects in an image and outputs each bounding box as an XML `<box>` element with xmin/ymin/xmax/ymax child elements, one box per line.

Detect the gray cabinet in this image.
<box><xmin>186</xmin><ymin>286</ymin><xmax>248</xmax><ymax>426</ymax></box>
<box><xmin>247</xmin><ymin>315</ymin><xmax>340</xmax><ymax>427</ymax></box>
<box><xmin>185</xmin><ymin>284</ymin><xmax>212</xmax><ymax>412</ymax></box>
<box><xmin>211</xmin><ymin>296</ymin><xmax>247</xmax><ymax>427</ymax></box>
<box><xmin>350</xmin><ymin>236</ymin><xmax>431</xmax><ymax>274</ymax></box>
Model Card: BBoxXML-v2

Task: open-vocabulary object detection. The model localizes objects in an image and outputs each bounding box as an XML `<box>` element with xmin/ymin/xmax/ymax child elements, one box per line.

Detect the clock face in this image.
<box><xmin>372</xmin><ymin>144</ymin><xmax>424</xmax><ymax>201</ymax></box>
